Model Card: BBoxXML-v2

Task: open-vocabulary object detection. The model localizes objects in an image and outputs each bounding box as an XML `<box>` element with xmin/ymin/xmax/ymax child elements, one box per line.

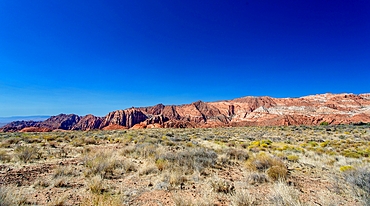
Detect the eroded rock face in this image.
<box><xmin>1</xmin><ymin>121</ymin><xmax>40</xmax><ymax>132</ymax></box>
<box><xmin>2</xmin><ymin>93</ymin><xmax>370</xmax><ymax>132</ymax></box>
<box><xmin>72</xmin><ymin>114</ymin><xmax>103</xmax><ymax>131</ymax></box>
<box><xmin>99</xmin><ymin>108</ymin><xmax>148</xmax><ymax>129</ymax></box>
<box><xmin>39</xmin><ymin>114</ymin><xmax>81</xmax><ymax>130</ymax></box>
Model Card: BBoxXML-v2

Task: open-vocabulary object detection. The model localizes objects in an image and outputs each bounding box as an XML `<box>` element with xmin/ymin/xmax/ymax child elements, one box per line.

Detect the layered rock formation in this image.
<box><xmin>1</xmin><ymin>93</ymin><xmax>369</xmax><ymax>132</ymax></box>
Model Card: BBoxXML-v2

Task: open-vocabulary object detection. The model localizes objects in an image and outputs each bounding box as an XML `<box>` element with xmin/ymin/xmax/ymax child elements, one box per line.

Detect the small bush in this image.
<box><xmin>342</xmin><ymin>166</ymin><xmax>370</xmax><ymax>205</ymax></box>
<box><xmin>15</xmin><ymin>145</ymin><xmax>39</xmax><ymax>163</ymax></box>
<box><xmin>53</xmin><ymin>165</ymin><xmax>77</xmax><ymax>178</ymax></box>
<box><xmin>320</xmin><ymin>121</ymin><xmax>329</xmax><ymax>126</ymax></box>
<box><xmin>83</xmin><ymin>150</ymin><xmax>120</xmax><ymax>178</ymax></box>
<box><xmin>339</xmin><ymin>165</ymin><xmax>354</xmax><ymax>172</ymax></box>
<box><xmin>270</xmin><ymin>181</ymin><xmax>302</xmax><ymax>206</ymax></box>
<box><xmin>0</xmin><ymin>185</ymin><xmax>27</xmax><ymax>206</ymax></box>
<box><xmin>121</xmin><ymin>159</ymin><xmax>137</xmax><ymax>173</ymax></box>
<box><xmin>0</xmin><ymin>150</ymin><xmax>11</xmax><ymax>162</ymax></box>
<box><xmin>80</xmin><ymin>193</ymin><xmax>123</xmax><ymax>206</ymax></box>
<box><xmin>210</xmin><ymin>176</ymin><xmax>234</xmax><ymax>194</ymax></box>
<box><xmin>231</xmin><ymin>189</ymin><xmax>256</xmax><ymax>206</ymax></box>
<box><xmin>155</xmin><ymin>158</ymin><xmax>168</xmax><ymax>171</ymax></box>
<box><xmin>88</xmin><ymin>175</ymin><xmax>107</xmax><ymax>194</ymax></box>
<box><xmin>139</xmin><ymin>163</ymin><xmax>159</xmax><ymax>176</ymax></box>
<box><xmin>286</xmin><ymin>155</ymin><xmax>299</xmax><ymax>162</ymax></box>
<box><xmin>266</xmin><ymin>165</ymin><xmax>288</xmax><ymax>181</ymax></box>
<box><xmin>247</xmin><ymin>172</ymin><xmax>268</xmax><ymax>185</ymax></box>
<box><xmin>246</xmin><ymin>153</ymin><xmax>285</xmax><ymax>172</ymax></box>
<box><xmin>226</xmin><ymin>149</ymin><xmax>249</xmax><ymax>161</ymax></box>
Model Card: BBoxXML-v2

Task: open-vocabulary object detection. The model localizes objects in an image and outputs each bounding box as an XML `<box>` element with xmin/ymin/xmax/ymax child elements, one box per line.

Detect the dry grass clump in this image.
<box><xmin>0</xmin><ymin>149</ymin><xmax>11</xmax><ymax>162</ymax></box>
<box><xmin>266</xmin><ymin>165</ymin><xmax>288</xmax><ymax>181</ymax></box>
<box><xmin>0</xmin><ymin>185</ymin><xmax>28</xmax><ymax>206</ymax></box>
<box><xmin>15</xmin><ymin>145</ymin><xmax>40</xmax><ymax>163</ymax></box>
<box><xmin>87</xmin><ymin>175</ymin><xmax>108</xmax><ymax>194</ymax></box>
<box><xmin>231</xmin><ymin>189</ymin><xmax>256</xmax><ymax>206</ymax></box>
<box><xmin>121</xmin><ymin>159</ymin><xmax>137</xmax><ymax>173</ymax></box>
<box><xmin>342</xmin><ymin>165</ymin><xmax>370</xmax><ymax>205</ymax></box>
<box><xmin>53</xmin><ymin>165</ymin><xmax>78</xmax><ymax>178</ymax></box>
<box><xmin>210</xmin><ymin>176</ymin><xmax>234</xmax><ymax>194</ymax></box>
<box><xmin>82</xmin><ymin>150</ymin><xmax>121</xmax><ymax>178</ymax></box>
<box><xmin>247</xmin><ymin>172</ymin><xmax>269</xmax><ymax>185</ymax></box>
<box><xmin>270</xmin><ymin>181</ymin><xmax>303</xmax><ymax>206</ymax></box>
<box><xmin>156</xmin><ymin>147</ymin><xmax>218</xmax><ymax>174</ymax></box>
<box><xmin>226</xmin><ymin>148</ymin><xmax>249</xmax><ymax>161</ymax></box>
<box><xmin>80</xmin><ymin>193</ymin><xmax>123</xmax><ymax>206</ymax></box>
<box><xmin>246</xmin><ymin>152</ymin><xmax>285</xmax><ymax>171</ymax></box>
<box><xmin>246</xmin><ymin>152</ymin><xmax>288</xmax><ymax>181</ymax></box>
<box><xmin>52</xmin><ymin>176</ymin><xmax>70</xmax><ymax>188</ymax></box>
<box><xmin>173</xmin><ymin>194</ymin><xmax>213</xmax><ymax>206</ymax></box>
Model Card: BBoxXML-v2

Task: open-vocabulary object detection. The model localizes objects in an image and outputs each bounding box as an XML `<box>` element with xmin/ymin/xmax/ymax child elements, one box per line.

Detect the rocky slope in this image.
<box><xmin>1</xmin><ymin>93</ymin><xmax>370</xmax><ymax>132</ymax></box>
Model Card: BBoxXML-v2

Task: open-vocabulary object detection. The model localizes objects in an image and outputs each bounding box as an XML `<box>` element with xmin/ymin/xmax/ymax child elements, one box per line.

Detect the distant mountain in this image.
<box><xmin>0</xmin><ymin>116</ymin><xmax>50</xmax><ymax>126</ymax></box>
<box><xmin>1</xmin><ymin>93</ymin><xmax>370</xmax><ymax>132</ymax></box>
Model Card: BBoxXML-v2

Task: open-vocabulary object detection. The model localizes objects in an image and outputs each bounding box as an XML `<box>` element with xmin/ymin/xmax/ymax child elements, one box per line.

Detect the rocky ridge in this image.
<box><xmin>1</xmin><ymin>93</ymin><xmax>370</xmax><ymax>132</ymax></box>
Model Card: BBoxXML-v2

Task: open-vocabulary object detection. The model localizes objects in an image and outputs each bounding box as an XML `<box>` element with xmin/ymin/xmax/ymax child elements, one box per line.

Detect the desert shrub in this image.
<box><xmin>342</xmin><ymin>166</ymin><xmax>370</xmax><ymax>205</ymax></box>
<box><xmin>84</xmin><ymin>137</ymin><xmax>97</xmax><ymax>145</ymax></box>
<box><xmin>226</xmin><ymin>148</ymin><xmax>249</xmax><ymax>161</ymax></box>
<box><xmin>52</xmin><ymin>177</ymin><xmax>70</xmax><ymax>188</ymax></box>
<box><xmin>342</xmin><ymin>151</ymin><xmax>361</xmax><ymax>158</ymax></box>
<box><xmin>156</xmin><ymin>148</ymin><xmax>217</xmax><ymax>173</ymax></box>
<box><xmin>139</xmin><ymin>162</ymin><xmax>159</xmax><ymax>176</ymax></box>
<box><xmin>270</xmin><ymin>181</ymin><xmax>302</xmax><ymax>206</ymax></box>
<box><xmin>1</xmin><ymin>137</ymin><xmax>21</xmax><ymax>148</ymax></box>
<box><xmin>83</xmin><ymin>151</ymin><xmax>120</xmax><ymax>178</ymax></box>
<box><xmin>15</xmin><ymin>145</ymin><xmax>39</xmax><ymax>163</ymax></box>
<box><xmin>247</xmin><ymin>172</ymin><xmax>268</xmax><ymax>185</ymax></box>
<box><xmin>339</xmin><ymin>165</ymin><xmax>354</xmax><ymax>172</ymax></box>
<box><xmin>53</xmin><ymin>165</ymin><xmax>77</xmax><ymax>178</ymax></box>
<box><xmin>169</xmin><ymin>170</ymin><xmax>187</xmax><ymax>186</ymax></box>
<box><xmin>231</xmin><ymin>189</ymin><xmax>256</xmax><ymax>206</ymax></box>
<box><xmin>120</xmin><ymin>145</ymin><xmax>135</xmax><ymax>156</ymax></box>
<box><xmin>80</xmin><ymin>193</ymin><xmax>123</xmax><ymax>206</ymax></box>
<box><xmin>246</xmin><ymin>153</ymin><xmax>285</xmax><ymax>172</ymax></box>
<box><xmin>133</xmin><ymin>143</ymin><xmax>157</xmax><ymax>158</ymax></box>
<box><xmin>173</xmin><ymin>195</ymin><xmax>193</xmax><ymax>206</ymax></box>
<box><xmin>155</xmin><ymin>158</ymin><xmax>168</xmax><ymax>171</ymax></box>
<box><xmin>266</xmin><ymin>165</ymin><xmax>288</xmax><ymax>181</ymax></box>
<box><xmin>121</xmin><ymin>159</ymin><xmax>137</xmax><ymax>173</ymax></box>
<box><xmin>210</xmin><ymin>176</ymin><xmax>234</xmax><ymax>194</ymax></box>
<box><xmin>0</xmin><ymin>150</ymin><xmax>11</xmax><ymax>162</ymax></box>
<box><xmin>48</xmin><ymin>195</ymin><xmax>68</xmax><ymax>206</ymax></box>
<box><xmin>286</xmin><ymin>155</ymin><xmax>299</xmax><ymax>162</ymax></box>
<box><xmin>320</xmin><ymin>121</ymin><xmax>329</xmax><ymax>126</ymax></box>
<box><xmin>0</xmin><ymin>185</ymin><xmax>27</xmax><ymax>206</ymax></box>
<box><xmin>87</xmin><ymin>175</ymin><xmax>107</xmax><ymax>194</ymax></box>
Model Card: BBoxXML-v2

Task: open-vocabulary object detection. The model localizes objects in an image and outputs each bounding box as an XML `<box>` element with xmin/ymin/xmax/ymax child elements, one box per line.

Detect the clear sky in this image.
<box><xmin>0</xmin><ymin>0</ymin><xmax>369</xmax><ymax>117</ymax></box>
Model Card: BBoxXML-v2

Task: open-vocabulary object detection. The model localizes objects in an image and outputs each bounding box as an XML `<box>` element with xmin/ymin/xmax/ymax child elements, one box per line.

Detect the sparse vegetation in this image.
<box><xmin>0</xmin><ymin>125</ymin><xmax>369</xmax><ymax>205</ymax></box>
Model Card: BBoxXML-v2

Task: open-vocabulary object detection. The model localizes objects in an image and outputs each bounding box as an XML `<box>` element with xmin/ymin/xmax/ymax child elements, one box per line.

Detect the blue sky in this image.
<box><xmin>0</xmin><ymin>0</ymin><xmax>369</xmax><ymax>117</ymax></box>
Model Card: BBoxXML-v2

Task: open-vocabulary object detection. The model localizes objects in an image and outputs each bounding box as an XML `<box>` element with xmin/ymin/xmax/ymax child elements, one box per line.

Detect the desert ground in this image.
<box><xmin>0</xmin><ymin>125</ymin><xmax>369</xmax><ymax>205</ymax></box>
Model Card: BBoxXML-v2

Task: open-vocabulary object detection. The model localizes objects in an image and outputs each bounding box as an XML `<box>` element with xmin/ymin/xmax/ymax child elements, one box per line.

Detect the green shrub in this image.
<box><xmin>287</xmin><ymin>155</ymin><xmax>299</xmax><ymax>162</ymax></box>
<box><xmin>320</xmin><ymin>121</ymin><xmax>329</xmax><ymax>126</ymax></box>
